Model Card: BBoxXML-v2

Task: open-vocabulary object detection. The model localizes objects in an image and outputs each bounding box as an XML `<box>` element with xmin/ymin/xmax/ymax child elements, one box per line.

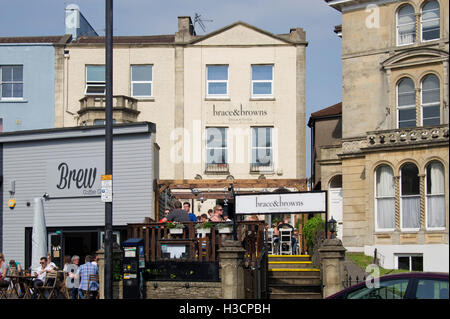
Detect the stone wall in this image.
<box><xmin>145</xmin><ymin>281</ymin><xmax>222</xmax><ymax>299</ymax></box>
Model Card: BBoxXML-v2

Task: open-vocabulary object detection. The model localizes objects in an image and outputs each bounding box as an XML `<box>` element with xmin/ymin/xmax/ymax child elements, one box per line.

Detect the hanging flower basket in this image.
<box><xmin>169</xmin><ymin>228</ymin><xmax>184</xmax><ymax>235</ymax></box>
<box><xmin>216</xmin><ymin>223</ymin><xmax>233</xmax><ymax>234</ymax></box>
<box><xmin>167</xmin><ymin>221</ymin><xmax>185</xmax><ymax>234</ymax></box>
<box><xmin>195</xmin><ymin>221</ymin><xmax>212</xmax><ymax>235</ymax></box>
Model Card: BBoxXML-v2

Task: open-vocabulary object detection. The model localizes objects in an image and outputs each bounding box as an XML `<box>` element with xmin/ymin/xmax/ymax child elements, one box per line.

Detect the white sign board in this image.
<box><xmin>101</xmin><ymin>175</ymin><xmax>113</xmax><ymax>202</ymax></box>
<box><xmin>235</xmin><ymin>192</ymin><xmax>326</xmax><ymax>215</ymax></box>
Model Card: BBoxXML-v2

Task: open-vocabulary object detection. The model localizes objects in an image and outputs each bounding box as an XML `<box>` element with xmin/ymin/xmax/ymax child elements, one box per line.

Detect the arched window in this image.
<box><xmin>375</xmin><ymin>165</ymin><xmax>395</xmax><ymax>230</ymax></box>
<box><xmin>397</xmin><ymin>78</ymin><xmax>416</xmax><ymax>128</ymax></box>
<box><xmin>421</xmin><ymin>0</ymin><xmax>440</xmax><ymax>41</ymax></box>
<box><xmin>421</xmin><ymin>74</ymin><xmax>440</xmax><ymax>126</ymax></box>
<box><xmin>401</xmin><ymin>163</ymin><xmax>420</xmax><ymax>229</ymax></box>
<box><xmin>397</xmin><ymin>4</ymin><xmax>416</xmax><ymax>45</ymax></box>
<box><xmin>426</xmin><ymin>161</ymin><xmax>445</xmax><ymax>228</ymax></box>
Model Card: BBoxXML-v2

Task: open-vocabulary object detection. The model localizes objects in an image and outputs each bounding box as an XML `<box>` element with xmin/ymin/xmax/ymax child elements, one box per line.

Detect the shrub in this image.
<box><xmin>303</xmin><ymin>216</ymin><xmax>325</xmax><ymax>250</ymax></box>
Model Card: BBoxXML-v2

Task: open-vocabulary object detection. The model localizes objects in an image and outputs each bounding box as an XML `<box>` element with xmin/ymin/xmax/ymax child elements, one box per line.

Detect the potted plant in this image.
<box><xmin>215</xmin><ymin>222</ymin><xmax>233</xmax><ymax>234</ymax></box>
<box><xmin>195</xmin><ymin>221</ymin><xmax>212</xmax><ymax>235</ymax></box>
<box><xmin>167</xmin><ymin>221</ymin><xmax>185</xmax><ymax>234</ymax></box>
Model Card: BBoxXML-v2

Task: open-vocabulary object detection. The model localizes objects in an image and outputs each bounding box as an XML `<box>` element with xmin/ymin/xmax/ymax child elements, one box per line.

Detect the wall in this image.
<box><xmin>0</xmin><ymin>44</ymin><xmax>55</xmax><ymax>132</ymax></box>
<box><xmin>145</xmin><ymin>281</ymin><xmax>221</xmax><ymax>299</ymax></box>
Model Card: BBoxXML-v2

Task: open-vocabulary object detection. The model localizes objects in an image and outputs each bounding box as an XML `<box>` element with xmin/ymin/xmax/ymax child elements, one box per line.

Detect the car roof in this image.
<box><xmin>326</xmin><ymin>272</ymin><xmax>449</xmax><ymax>299</ymax></box>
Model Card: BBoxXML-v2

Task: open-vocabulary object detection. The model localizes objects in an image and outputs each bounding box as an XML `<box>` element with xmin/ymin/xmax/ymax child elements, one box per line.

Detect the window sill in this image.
<box><xmin>205</xmin><ymin>97</ymin><xmax>230</xmax><ymax>101</ymax></box>
<box><xmin>250</xmin><ymin>97</ymin><xmax>275</xmax><ymax>101</ymax></box>
<box><xmin>0</xmin><ymin>99</ymin><xmax>27</xmax><ymax>103</ymax></box>
<box><xmin>133</xmin><ymin>97</ymin><xmax>155</xmax><ymax>102</ymax></box>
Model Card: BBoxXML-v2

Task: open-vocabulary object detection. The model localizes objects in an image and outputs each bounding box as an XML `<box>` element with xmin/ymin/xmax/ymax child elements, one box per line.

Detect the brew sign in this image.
<box><xmin>46</xmin><ymin>158</ymin><xmax>104</xmax><ymax>197</ymax></box>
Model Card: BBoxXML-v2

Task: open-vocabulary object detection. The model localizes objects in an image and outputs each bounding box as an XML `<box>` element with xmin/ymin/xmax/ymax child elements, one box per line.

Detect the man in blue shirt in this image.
<box><xmin>70</xmin><ymin>255</ymin><xmax>98</xmax><ymax>299</ymax></box>
<box><xmin>183</xmin><ymin>202</ymin><xmax>197</xmax><ymax>222</ymax></box>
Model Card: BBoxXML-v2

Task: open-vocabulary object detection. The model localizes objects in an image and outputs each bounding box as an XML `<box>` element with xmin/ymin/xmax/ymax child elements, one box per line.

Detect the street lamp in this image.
<box><xmin>328</xmin><ymin>216</ymin><xmax>337</xmax><ymax>239</ymax></box>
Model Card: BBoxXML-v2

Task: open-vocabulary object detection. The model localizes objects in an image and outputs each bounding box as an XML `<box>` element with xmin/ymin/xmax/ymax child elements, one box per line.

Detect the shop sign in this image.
<box><xmin>46</xmin><ymin>158</ymin><xmax>103</xmax><ymax>197</ymax></box>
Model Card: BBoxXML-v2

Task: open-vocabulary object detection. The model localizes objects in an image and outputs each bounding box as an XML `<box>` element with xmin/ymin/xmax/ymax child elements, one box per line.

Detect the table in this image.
<box><xmin>5</xmin><ymin>275</ymin><xmax>37</xmax><ymax>299</ymax></box>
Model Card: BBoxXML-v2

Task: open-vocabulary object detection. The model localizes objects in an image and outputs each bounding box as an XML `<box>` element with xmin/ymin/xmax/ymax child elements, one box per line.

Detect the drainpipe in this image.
<box><xmin>63</xmin><ymin>49</ymin><xmax>77</xmax><ymax>122</ymax></box>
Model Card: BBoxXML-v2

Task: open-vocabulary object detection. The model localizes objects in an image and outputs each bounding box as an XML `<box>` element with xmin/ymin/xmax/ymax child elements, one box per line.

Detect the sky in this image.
<box><xmin>0</xmin><ymin>0</ymin><xmax>342</xmax><ymax>178</ymax></box>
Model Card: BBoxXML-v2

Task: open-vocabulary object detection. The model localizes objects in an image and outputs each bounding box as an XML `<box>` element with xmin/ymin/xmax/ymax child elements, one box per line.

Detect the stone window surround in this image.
<box><xmin>372</xmin><ymin>157</ymin><xmax>448</xmax><ymax>234</ymax></box>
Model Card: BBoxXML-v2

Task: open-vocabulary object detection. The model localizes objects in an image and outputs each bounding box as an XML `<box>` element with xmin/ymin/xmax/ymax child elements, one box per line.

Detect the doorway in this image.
<box><xmin>328</xmin><ymin>175</ymin><xmax>343</xmax><ymax>240</ymax></box>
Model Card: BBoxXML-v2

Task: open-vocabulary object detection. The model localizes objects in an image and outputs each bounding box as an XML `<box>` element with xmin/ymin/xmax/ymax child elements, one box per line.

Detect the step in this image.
<box><xmin>268</xmin><ymin>292</ymin><xmax>322</xmax><ymax>299</ymax></box>
<box><xmin>269</xmin><ymin>284</ymin><xmax>321</xmax><ymax>294</ymax></box>
<box><xmin>269</xmin><ymin>276</ymin><xmax>321</xmax><ymax>286</ymax></box>
<box><xmin>268</xmin><ymin>261</ymin><xmax>314</xmax><ymax>269</ymax></box>
<box><xmin>268</xmin><ymin>255</ymin><xmax>311</xmax><ymax>262</ymax></box>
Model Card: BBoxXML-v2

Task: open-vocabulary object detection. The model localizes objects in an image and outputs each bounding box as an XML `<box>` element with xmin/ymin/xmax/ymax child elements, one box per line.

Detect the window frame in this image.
<box><xmin>374</xmin><ymin>165</ymin><xmax>396</xmax><ymax>232</ymax></box>
<box><xmin>205</xmin><ymin>127</ymin><xmax>228</xmax><ymax>165</ymax></box>
<box><xmin>0</xmin><ymin>65</ymin><xmax>24</xmax><ymax>101</ymax></box>
<box><xmin>396</xmin><ymin>4</ymin><xmax>417</xmax><ymax>46</ymax></box>
<box><xmin>400</xmin><ymin>163</ymin><xmax>421</xmax><ymax>232</ymax></box>
<box><xmin>395</xmin><ymin>254</ymin><xmax>423</xmax><ymax>271</ymax></box>
<box><xmin>396</xmin><ymin>77</ymin><xmax>417</xmax><ymax>129</ymax></box>
<box><xmin>420</xmin><ymin>0</ymin><xmax>440</xmax><ymax>43</ymax></box>
<box><xmin>85</xmin><ymin>65</ymin><xmax>106</xmax><ymax>96</ymax></box>
<box><xmin>251</xmin><ymin>64</ymin><xmax>274</xmax><ymax>98</ymax></box>
<box><xmin>425</xmin><ymin>161</ymin><xmax>446</xmax><ymax>231</ymax></box>
<box><xmin>130</xmin><ymin>64</ymin><xmax>153</xmax><ymax>98</ymax></box>
<box><xmin>250</xmin><ymin>126</ymin><xmax>274</xmax><ymax>172</ymax></box>
<box><xmin>420</xmin><ymin>74</ymin><xmax>440</xmax><ymax>126</ymax></box>
<box><xmin>206</xmin><ymin>65</ymin><xmax>229</xmax><ymax>98</ymax></box>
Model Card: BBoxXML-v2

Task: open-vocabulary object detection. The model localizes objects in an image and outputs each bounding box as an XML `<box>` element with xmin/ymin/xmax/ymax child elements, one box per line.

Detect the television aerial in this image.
<box><xmin>194</xmin><ymin>13</ymin><xmax>213</xmax><ymax>33</ymax></box>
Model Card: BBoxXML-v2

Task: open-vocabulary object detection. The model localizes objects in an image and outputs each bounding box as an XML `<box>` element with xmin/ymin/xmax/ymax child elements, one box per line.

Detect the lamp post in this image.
<box><xmin>328</xmin><ymin>216</ymin><xmax>337</xmax><ymax>239</ymax></box>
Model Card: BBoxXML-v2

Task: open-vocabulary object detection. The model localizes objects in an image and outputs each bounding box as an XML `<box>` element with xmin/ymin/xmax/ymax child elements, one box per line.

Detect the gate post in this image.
<box><xmin>218</xmin><ymin>240</ymin><xmax>246</xmax><ymax>299</ymax></box>
<box><xmin>96</xmin><ymin>243</ymin><xmax>123</xmax><ymax>299</ymax></box>
<box><xmin>319</xmin><ymin>238</ymin><xmax>346</xmax><ymax>298</ymax></box>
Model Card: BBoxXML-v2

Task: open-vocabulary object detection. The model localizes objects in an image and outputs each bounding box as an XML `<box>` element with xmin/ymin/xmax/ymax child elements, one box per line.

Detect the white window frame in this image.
<box><xmin>420</xmin><ymin>0</ymin><xmax>440</xmax><ymax>43</ymax></box>
<box><xmin>206</xmin><ymin>65</ymin><xmax>229</xmax><ymax>98</ymax></box>
<box><xmin>205</xmin><ymin>127</ymin><xmax>228</xmax><ymax>165</ymax></box>
<box><xmin>0</xmin><ymin>65</ymin><xmax>24</xmax><ymax>101</ymax></box>
<box><xmin>397</xmin><ymin>78</ymin><xmax>416</xmax><ymax>129</ymax></box>
<box><xmin>420</xmin><ymin>75</ymin><xmax>440</xmax><ymax>126</ymax></box>
<box><xmin>250</xmin><ymin>126</ymin><xmax>274</xmax><ymax>171</ymax></box>
<box><xmin>396</xmin><ymin>5</ymin><xmax>416</xmax><ymax>46</ymax></box>
<box><xmin>131</xmin><ymin>64</ymin><xmax>153</xmax><ymax>98</ymax></box>
<box><xmin>425</xmin><ymin>161</ymin><xmax>446</xmax><ymax>231</ymax></box>
<box><xmin>85</xmin><ymin>65</ymin><xmax>105</xmax><ymax>95</ymax></box>
<box><xmin>400</xmin><ymin>164</ymin><xmax>421</xmax><ymax>232</ymax></box>
<box><xmin>374</xmin><ymin>166</ymin><xmax>396</xmax><ymax>232</ymax></box>
<box><xmin>251</xmin><ymin>64</ymin><xmax>274</xmax><ymax>98</ymax></box>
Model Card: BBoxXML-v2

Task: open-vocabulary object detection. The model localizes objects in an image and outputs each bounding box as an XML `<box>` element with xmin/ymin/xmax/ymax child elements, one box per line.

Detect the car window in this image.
<box><xmin>415</xmin><ymin>279</ymin><xmax>449</xmax><ymax>299</ymax></box>
<box><xmin>347</xmin><ymin>279</ymin><xmax>410</xmax><ymax>299</ymax></box>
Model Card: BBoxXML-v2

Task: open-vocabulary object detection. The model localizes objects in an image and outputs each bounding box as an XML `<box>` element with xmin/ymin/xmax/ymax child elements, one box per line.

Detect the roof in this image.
<box><xmin>73</xmin><ymin>35</ymin><xmax>175</xmax><ymax>44</ymax></box>
<box><xmin>308</xmin><ymin>102</ymin><xmax>342</xmax><ymax>127</ymax></box>
<box><xmin>0</xmin><ymin>35</ymin><xmax>71</xmax><ymax>44</ymax></box>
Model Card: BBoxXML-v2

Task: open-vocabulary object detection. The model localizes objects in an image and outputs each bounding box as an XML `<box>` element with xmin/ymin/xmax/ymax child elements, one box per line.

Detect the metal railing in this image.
<box><xmin>204</xmin><ymin>163</ymin><xmax>229</xmax><ymax>174</ymax></box>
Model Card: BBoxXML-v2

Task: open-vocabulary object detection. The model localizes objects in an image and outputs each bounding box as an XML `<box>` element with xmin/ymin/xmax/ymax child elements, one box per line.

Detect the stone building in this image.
<box><xmin>325</xmin><ymin>0</ymin><xmax>449</xmax><ymax>272</ymax></box>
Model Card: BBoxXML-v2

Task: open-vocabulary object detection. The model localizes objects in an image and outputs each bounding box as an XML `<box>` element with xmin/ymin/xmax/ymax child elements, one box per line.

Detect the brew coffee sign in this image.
<box><xmin>235</xmin><ymin>192</ymin><xmax>326</xmax><ymax>215</ymax></box>
<box><xmin>46</xmin><ymin>158</ymin><xmax>104</xmax><ymax>197</ymax></box>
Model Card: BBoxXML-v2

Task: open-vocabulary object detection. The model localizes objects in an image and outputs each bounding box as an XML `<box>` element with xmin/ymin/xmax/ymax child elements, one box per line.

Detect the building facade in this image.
<box><xmin>0</xmin><ymin>36</ymin><xmax>70</xmax><ymax>132</ymax></box>
<box><xmin>326</xmin><ymin>0</ymin><xmax>449</xmax><ymax>272</ymax></box>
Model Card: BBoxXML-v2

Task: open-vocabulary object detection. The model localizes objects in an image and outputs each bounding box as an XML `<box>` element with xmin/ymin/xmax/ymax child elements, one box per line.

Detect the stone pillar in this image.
<box><xmin>218</xmin><ymin>240</ymin><xmax>246</xmax><ymax>299</ymax></box>
<box><xmin>96</xmin><ymin>243</ymin><xmax>123</xmax><ymax>299</ymax></box>
<box><xmin>319</xmin><ymin>238</ymin><xmax>347</xmax><ymax>298</ymax></box>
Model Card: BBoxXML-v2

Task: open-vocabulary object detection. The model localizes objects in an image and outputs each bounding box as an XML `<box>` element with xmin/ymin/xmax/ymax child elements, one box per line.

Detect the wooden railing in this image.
<box><xmin>126</xmin><ymin>220</ymin><xmax>266</xmax><ymax>265</ymax></box>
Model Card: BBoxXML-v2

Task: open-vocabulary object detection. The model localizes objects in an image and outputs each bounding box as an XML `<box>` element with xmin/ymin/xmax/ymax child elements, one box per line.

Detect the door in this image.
<box><xmin>329</xmin><ymin>175</ymin><xmax>343</xmax><ymax>240</ymax></box>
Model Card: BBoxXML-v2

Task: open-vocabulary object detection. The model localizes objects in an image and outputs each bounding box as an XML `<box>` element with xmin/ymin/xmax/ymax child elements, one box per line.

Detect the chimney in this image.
<box><xmin>175</xmin><ymin>16</ymin><xmax>196</xmax><ymax>42</ymax></box>
<box><xmin>289</xmin><ymin>27</ymin><xmax>306</xmax><ymax>42</ymax></box>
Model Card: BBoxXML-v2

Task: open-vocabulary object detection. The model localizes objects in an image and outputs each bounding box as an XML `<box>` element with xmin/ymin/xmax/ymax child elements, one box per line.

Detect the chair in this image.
<box><xmin>57</xmin><ymin>271</ymin><xmax>70</xmax><ymax>299</ymax></box>
<box><xmin>37</xmin><ymin>272</ymin><xmax>58</xmax><ymax>299</ymax></box>
<box><xmin>279</xmin><ymin>229</ymin><xmax>292</xmax><ymax>255</ymax></box>
<box><xmin>86</xmin><ymin>274</ymin><xmax>99</xmax><ymax>299</ymax></box>
<box><xmin>0</xmin><ymin>280</ymin><xmax>9</xmax><ymax>299</ymax></box>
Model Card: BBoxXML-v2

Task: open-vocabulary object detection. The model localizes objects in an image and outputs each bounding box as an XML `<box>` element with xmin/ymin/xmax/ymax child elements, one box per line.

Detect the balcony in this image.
<box><xmin>205</xmin><ymin>163</ymin><xmax>229</xmax><ymax>175</ymax></box>
<box><xmin>250</xmin><ymin>162</ymin><xmax>274</xmax><ymax>173</ymax></box>
<box><xmin>365</xmin><ymin>125</ymin><xmax>449</xmax><ymax>149</ymax></box>
<box><xmin>78</xmin><ymin>95</ymin><xmax>140</xmax><ymax>126</ymax></box>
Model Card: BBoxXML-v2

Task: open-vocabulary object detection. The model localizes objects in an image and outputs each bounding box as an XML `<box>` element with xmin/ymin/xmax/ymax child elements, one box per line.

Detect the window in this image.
<box><xmin>206</xmin><ymin>65</ymin><xmax>228</xmax><ymax>97</ymax></box>
<box><xmin>415</xmin><ymin>279</ymin><xmax>449</xmax><ymax>299</ymax></box>
<box><xmin>421</xmin><ymin>0</ymin><xmax>440</xmax><ymax>41</ymax></box>
<box><xmin>206</xmin><ymin>127</ymin><xmax>227</xmax><ymax>164</ymax></box>
<box><xmin>426</xmin><ymin>161</ymin><xmax>445</xmax><ymax>229</ymax></box>
<box><xmin>93</xmin><ymin>119</ymin><xmax>116</xmax><ymax>125</ymax></box>
<box><xmin>400</xmin><ymin>163</ymin><xmax>420</xmax><ymax>229</ymax></box>
<box><xmin>397</xmin><ymin>5</ymin><xmax>416</xmax><ymax>45</ymax></box>
<box><xmin>421</xmin><ymin>74</ymin><xmax>440</xmax><ymax>126</ymax></box>
<box><xmin>397</xmin><ymin>254</ymin><xmax>423</xmax><ymax>271</ymax></box>
<box><xmin>131</xmin><ymin>65</ymin><xmax>153</xmax><ymax>97</ymax></box>
<box><xmin>251</xmin><ymin>127</ymin><xmax>273</xmax><ymax>172</ymax></box>
<box><xmin>85</xmin><ymin>65</ymin><xmax>105</xmax><ymax>95</ymax></box>
<box><xmin>346</xmin><ymin>279</ymin><xmax>410</xmax><ymax>299</ymax></box>
<box><xmin>375</xmin><ymin>165</ymin><xmax>396</xmax><ymax>230</ymax></box>
<box><xmin>397</xmin><ymin>78</ymin><xmax>416</xmax><ymax>128</ymax></box>
<box><xmin>251</xmin><ymin>65</ymin><xmax>273</xmax><ymax>97</ymax></box>
<box><xmin>0</xmin><ymin>65</ymin><xmax>23</xmax><ymax>99</ymax></box>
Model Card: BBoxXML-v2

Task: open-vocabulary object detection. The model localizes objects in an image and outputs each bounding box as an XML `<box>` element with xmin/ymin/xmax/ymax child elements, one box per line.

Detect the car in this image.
<box><xmin>326</xmin><ymin>272</ymin><xmax>449</xmax><ymax>299</ymax></box>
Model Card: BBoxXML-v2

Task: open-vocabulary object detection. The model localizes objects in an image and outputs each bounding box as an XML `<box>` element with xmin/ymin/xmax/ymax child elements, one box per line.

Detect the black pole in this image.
<box><xmin>104</xmin><ymin>0</ymin><xmax>113</xmax><ymax>299</ymax></box>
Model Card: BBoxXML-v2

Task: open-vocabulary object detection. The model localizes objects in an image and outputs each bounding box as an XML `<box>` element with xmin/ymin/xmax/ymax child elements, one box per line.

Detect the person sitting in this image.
<box><xmin>210</xmin><ymin>205</ymin><xmax>224</xmax><ymax>222</ymax></box>
<box><xmin>0</xmin><ymin>253</ymin><xmax>10</xmax><ymax>292</ymax></box>
<box><xmin>199</xmin><ymin>214</ymin><xmax>209</xmax><ymax>222</ymax></box>
<box><xmin>161</xmin><ymin>201</ymin><xmax>190</xmax><ymax>223</ymax></box>
<box><xmin>31</xmin><ymin>256</ymin><xmax>56</xmax><ymax>299</ymax></box>
<box><xmin>159</xmin><ymin>209</ymin><xmax>170</xmax><ymax>223</ymax></box>
<box><xmin>9</xmin><ymin>259</ymin><xmax>25</xmax><ymax>298</ymax></box>
<box><xmin>183</xmin><ymin>202</ymin><xmax>197</xmax><ymax>222</ymax></box>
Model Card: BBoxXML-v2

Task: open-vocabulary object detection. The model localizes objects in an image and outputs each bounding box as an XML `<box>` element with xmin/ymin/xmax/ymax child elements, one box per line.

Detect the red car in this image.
<box><xmin>326</xmin><ymin>272</ymin><xmax>449</xmax><ymax>299</ymax></box>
